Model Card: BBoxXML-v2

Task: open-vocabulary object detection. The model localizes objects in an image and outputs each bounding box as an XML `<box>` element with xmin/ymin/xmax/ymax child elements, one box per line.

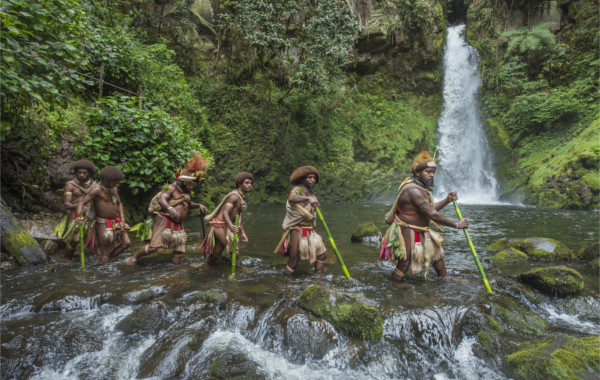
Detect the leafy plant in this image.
<box><xmin>0</xmin><ymin>0</ymin><xmax>92</xmax><ymax>123</ymax></box>
<box><xmin>76</xmin><ymin>96</ymin><xmax>211</xmax><ymax>195</ymax></box>
<box><xmin>501</xmin><ymin>23</ymin><xmax>556</xmax><ymax>58</ymax></box>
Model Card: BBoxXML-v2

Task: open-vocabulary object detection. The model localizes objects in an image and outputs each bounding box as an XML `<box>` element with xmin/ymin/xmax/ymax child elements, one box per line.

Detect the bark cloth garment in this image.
<box><xmin>380</xmin><ymin>177</ymin><xmax>445</xmax><ymax>276</ymax></box>
<box><xmin>275</xmin><ymin>187</ymin><xmax>326</xmax><ymax>264</ymax></box>
<box><xmin>146</xmin><ymin>184</ymin><xmax>190</xmax><ymax>252</ymax></box>
<box><xmin>199</xmin><ymin>190</ymin><xmax>247</xmax><ymax>258</ymax></box>
<box><xmin>58</xmin><ymin>179</ymin><xmax>96</xmax><ymax>244</ymax></box>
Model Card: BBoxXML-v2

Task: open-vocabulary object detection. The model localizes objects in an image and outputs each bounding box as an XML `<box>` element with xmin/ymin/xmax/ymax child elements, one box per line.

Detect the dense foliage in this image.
<box><xmin>77</xmin><ymin>96</ymin><xmax>208</xmax><ymax>195</ymax></box>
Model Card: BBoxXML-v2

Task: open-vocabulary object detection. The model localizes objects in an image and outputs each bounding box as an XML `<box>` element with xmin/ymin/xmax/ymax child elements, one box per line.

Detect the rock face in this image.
<box><xmin>518</xmin><ymin>266</ymin><xmax>584</xmax><ymax>297</ymax></box>
<box><xmin>487</xmin><ymin>237</ymin><xmax>575</xmax><ymax>260</ymax></box>
<box><xmin>297</xmin><ymin>285</ymin><xmax>383</xmax><ymax>342</ymax></box>
<box><xmin>0</xmin><ymin>199</ymin><xmax>47</xmax><ymax>265</ymax></box>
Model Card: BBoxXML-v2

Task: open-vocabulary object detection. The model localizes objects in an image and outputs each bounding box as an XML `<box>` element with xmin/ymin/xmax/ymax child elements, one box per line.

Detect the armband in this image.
<box><xmin>65</xmin><ymin>191</ymin><xmax>72</xmax><ymax>195</ymax></box>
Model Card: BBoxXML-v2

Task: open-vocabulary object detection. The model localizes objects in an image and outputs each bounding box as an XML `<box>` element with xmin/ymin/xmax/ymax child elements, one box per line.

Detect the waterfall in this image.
<box><xmin>434</xmin><ymin>25</ymin><xmax>499</xmax><ymax>204</ymax></box>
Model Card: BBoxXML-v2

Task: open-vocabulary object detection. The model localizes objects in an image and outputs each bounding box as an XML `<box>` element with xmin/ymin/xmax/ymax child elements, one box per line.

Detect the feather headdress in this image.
<box><xmin>176</xmin><ymin>152</ymin><xmax>209</xmax><ymax>182</ymax></box>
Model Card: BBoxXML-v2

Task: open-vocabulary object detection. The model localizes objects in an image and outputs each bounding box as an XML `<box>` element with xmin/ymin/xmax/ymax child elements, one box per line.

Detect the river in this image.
<box><xmin>1</xmin><ymin>203</ymin><xmax>598</xmax><ymax>379</ymax></box>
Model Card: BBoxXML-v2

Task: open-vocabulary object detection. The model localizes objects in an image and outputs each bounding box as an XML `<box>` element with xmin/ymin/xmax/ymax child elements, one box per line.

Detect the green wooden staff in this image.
<box><xmin>230</xmin><ymin>215</ymin><xmax>240</xmax><ymax>277</ymax></box>
<box><xmin>452</xmin><ymin>200</ymin><xmax>492</xmax><ymax>294</ymax></box>
<box><xmin>315</xmin><ymin>207</ymin><xmax>351</xmax><ymax>279</ymax></box>
<box><xmin>79</xmin><ymin>214</ymin><xmax>85</xmax><ymax>270</ymax></box>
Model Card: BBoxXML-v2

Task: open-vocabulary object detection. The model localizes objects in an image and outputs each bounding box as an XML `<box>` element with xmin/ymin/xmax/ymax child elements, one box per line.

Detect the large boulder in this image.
<box><xmin>0</xmin><ymin>199</ymin><xmax>47</xmax><ymax>265</ymax></box>
<box><xmin>518</xmin><ymin>266</ymin><xmax>584</xmax><ymax>297</ymax></box>
<box><xmin>505</xmin><ymin>335</ymin><xmax>600</xmax><ymax>380</ymax></box>
<box><xmin>298</xmin><ymin>285</ymin><xmax>383</xmax><ymax>342</ymax></box>
<box><xmin>487</xmin><ymin>237</ymin><xmax>575</xmax><ymax>260</ymax></box>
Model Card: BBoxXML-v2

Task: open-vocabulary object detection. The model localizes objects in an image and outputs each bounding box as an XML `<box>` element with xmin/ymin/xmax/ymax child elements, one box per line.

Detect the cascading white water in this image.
<box><xmin>434</xmin><ymin>25</ymin><xmax>499</xmax><ymax>204</ymax></box>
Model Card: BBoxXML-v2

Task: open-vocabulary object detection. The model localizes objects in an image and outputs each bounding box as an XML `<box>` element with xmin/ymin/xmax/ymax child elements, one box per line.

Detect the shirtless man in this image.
<box><xmin>75</xmin><ymin>166</ymin><xmax>130</xmax><ymax>264</ymax></box>
<box><xmin>275</xmin><ymin>166</ymin><xmax>327</xmax><ymax>274</ymax></box>
<box><xmin>127</xmin><ymin>153</ymin><xmax>209</xmax><ymax>265</ymax></box>
<box><xmin>62</xmin><ymin>160</ymin><xmax>96</xmax><ymax>261</ymax></box>
<box><xmin>201</xmin><ymin>172</ymin><xmax>253</xmax><ymax>266</ymax></box>
<box><xmin>380</xmin><ymin>151</ymin><xmax>468</xmax><ymax>281</ymax></box>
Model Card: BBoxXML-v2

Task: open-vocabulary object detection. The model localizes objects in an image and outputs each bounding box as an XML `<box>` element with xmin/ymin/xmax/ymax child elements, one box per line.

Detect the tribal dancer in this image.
<box><xmin>275</xmin><ymin>166</ymin><xmax>327</xmax><ymax>275</ymax></box>
<box><xmin>75</xmin><ymin>166</ymin><xmax>130</xmax><ymax>264</ymax></box>
<box><xmin>127</xmin><ymin>153</ymin><xmax>208</xmax><ymax>265</ymax></box>
<box><xmin>61</xmin><ymin>159</ymin><xmax>96</xmax><ymax>261</ymax></box>
<box><xmin>200</xmin><ymin>172</ymin><xmax>253</xmax><ymax>267</ymax></box>
<box><xmin>380</xmin><ymin>151</ymin><xmax>468</xmax><ymax>281</ymax></box>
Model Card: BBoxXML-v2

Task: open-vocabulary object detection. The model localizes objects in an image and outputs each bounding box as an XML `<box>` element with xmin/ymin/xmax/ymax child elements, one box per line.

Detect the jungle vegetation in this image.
<box><xmin>1</xmin><ymin>0</ymin><xmax>598</xmax><ymax>218</ymax></box>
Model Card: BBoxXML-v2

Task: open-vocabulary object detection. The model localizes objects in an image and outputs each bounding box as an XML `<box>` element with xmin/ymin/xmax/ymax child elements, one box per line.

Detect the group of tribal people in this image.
<box><xmin>60</xmin><ymin>150</ymin><xmax>468</xmax><ymax>281</ymax></box>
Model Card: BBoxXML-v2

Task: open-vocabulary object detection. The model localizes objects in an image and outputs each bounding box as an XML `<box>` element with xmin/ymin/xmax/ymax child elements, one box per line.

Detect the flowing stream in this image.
<box><xmin>435</xmin><ymin>25</ymin><xmax>499</xmax><ymax>203</ymax></box>
<box><xmin>1</xmin><ymin>204</ymin><xmax>599</xmax><ymax>379</ymax></box>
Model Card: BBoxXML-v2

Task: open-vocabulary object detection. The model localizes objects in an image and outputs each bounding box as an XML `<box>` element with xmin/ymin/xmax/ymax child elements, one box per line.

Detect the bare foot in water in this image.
<box><xmin>126</xmin><ymin>257</ymin><xmax>137</xmax><ymax>265</ymax></box>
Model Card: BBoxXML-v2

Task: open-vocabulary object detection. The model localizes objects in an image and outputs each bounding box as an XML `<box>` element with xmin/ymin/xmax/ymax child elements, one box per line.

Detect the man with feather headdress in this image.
<box><xmin>380</xmin><ymin>151</ymin><xmax>468</xmax><ymax>281</ymax></box>
<box><xmin>75</xmin><ymin>165</ymin><xmax>130</xmax><ymax>264</ymax></box>
<box><xmin>127</xmin><ymin>153</ymin><xmax>209</xmax><ymax>265</ymax></box>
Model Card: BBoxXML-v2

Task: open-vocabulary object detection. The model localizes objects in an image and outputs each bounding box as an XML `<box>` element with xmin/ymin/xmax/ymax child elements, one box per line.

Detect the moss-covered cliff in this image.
<box><xmin>466</xmin><ymin>0</ymin><xmax>599</xmax><ymax>208</ymax></box>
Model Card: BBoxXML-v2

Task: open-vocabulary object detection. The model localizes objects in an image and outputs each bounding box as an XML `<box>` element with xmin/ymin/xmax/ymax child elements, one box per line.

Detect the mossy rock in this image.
<box><xmin>350</xmin><ymin>222</ymin><xmax>382</xmax><ymax>243</ymax></box>
<box><xmin>490</xmin><ymin>247</ymin><xmax>529</xmax><ymax>262</ymax></box>
<box><xmin>518</xmin><ymin>266</ymin><xmax>584</xmax><ymax>297</ymax></box>
<box><xmin>0</xmin><ymin>200</ymin><xmax>47</xmax><ymax>265</ymax></box>
<box><xmin>578</xmin><ymin>242</ymin><xmax>599</xmax><ymax>261</ymax></box>
<box><xmin>492</xmin><ymin>298</ymin><xmax>550</xmax><ymax>336</ymax></box>
<box><xmin>297</xmin><ymin>285</ymin><xmax>383</xmax><ymax>342</ymax></box>
<box><xmin>590</xmin><ymin>258</ymin><xmax>599</xmax><ymax>271</ymax></box>
<box><xmin>486</xmin><ymin>237</ymin><xmax>575</xmax><ymax>261</ymax></box>
<box><xmin>505</xmin><ymin>335</ymin><xmax>600</xmax><ymax>380</ymax></box>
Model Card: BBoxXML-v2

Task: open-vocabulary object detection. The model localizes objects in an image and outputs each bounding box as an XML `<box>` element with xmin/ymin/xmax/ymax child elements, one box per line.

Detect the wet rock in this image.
<box><xmin>505</xmin><ymin>335</ymin><xmax>600</xmax><ymax>380</ymax></box>
<box><xmin>591</xmin><ymin>258</ymin><xmax>599</xmax><ymax>270</ymax></box>
<box><xmin>32</xmin><ymin>289</ymin><xmax>111</xmax><ymax>312</ymax></box>
<box><xmin>115</xmin><ymin>300</ymin><xmax>170</xmax><ymax>335</ymax></box>
<box><xmin>283</xmin><ymin>312</ymin><xmax>339</xmax><ymax>361</ymax></box>
<box><xmin>493</xmin><ymin>277</ymin><xmax>543</xmax><ymax>305</ymax></box>
<box><xmin>492</xmin><ymin>298</ymin><xmax>550</xmax><ymax>336</ymax></box>
<box><xmin>578</xmin><ymin>242</ymin><xmax>599</xmax><ymax>261</ymax></box>
<box><xmin>489</xmin><ymin>247</ymin><xmax>529</xmax><ymax>262</ymax></box>
<box><xmin>0</xmin><ymin>199</ymin><xmax>47</xmax><ymax>265</ymax></box>
<box><xmin>487</xmin><ymin>237</ymin><xmax>575</xmax><ymax>261</ymax></box>
<box><xmin>188</xmin><ymin>289</ymin><xmax>228</xmax><ymax>308</ymax></box>
<box><xmin>207</xmin><ymin>352</ymin><xmax>264</xmax><ymax>379</ymax></box>
<box><xmin>518</xmin><ymin>266</ymin><xmax>584</xmax><ymax>297</ymax></box>
<box><xmin>350</xmin><ymin>222</ymin><xmax>382</xmax><ymax>245</ymax></box>
<box><xmin>555</xmin><ymin>296</ymin><xmax>600</xmax><ymax>324</ymax></box>
<box><xmin>137</xmin><ymin>329</ymin><xmax>205</xmax><ymax>378</ymax></box>
<box><xmin>297</xmin><ymin>285</ymin><xmax>383</xmax><ymax>342</ymax></box>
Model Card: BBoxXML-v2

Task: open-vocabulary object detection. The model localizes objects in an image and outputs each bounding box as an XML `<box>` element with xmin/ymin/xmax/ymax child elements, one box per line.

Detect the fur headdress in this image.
<box><xmin>99</xmin><ymin>166</ymin><xmax>124</xmax><ymax>182</ymax></box>
<box><xmin>290</xmin><ymin>166</ymin><xmax>320</xmax><ymax>185</ymax></box>
<box><xmin>176</xmin><ymin>152</ymin><xmax>209</xmax><ymax>183</ymax></box>
<box><xmin>73</xmin><ymin>160</ymin><xmax>96</xmax><ymax>175</ymax></box>
<box><xmin>235</xmin><ymin>172</ymin><xmax>253</xmax><ymax>186</ymax></box>
<box><xmin>411</xmin><ymin>150</ymin><xmax>437</xmax><ymax>175</ymax></box>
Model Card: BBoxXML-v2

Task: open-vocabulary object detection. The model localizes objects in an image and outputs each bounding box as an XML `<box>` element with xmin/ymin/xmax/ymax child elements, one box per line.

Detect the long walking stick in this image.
<box><xmin>229</xmin><ymin>215</ymin><xmax>240</xmax><ymax>278</ymax></box>
<box><xmin>200</xmin><ymin>210</ymin><xmax>206</xmax><ymax>239</ymax></box>
<box><xmin>315</xmin><ymin>207</ymin><xmax>351</xmax><ymax>279</ymax></box>
<box><xmin>452</xmin><ymin>201</ymin><xmax>492</xmax><ymax>293</ymax></box>
<box><xmin>78</xmin><ymin>212</ymin><xmax>85</xmax><ymax>270</ymax></box>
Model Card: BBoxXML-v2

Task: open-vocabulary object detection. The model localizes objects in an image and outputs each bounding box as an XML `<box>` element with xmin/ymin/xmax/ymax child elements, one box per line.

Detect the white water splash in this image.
<box><xmin>435</xmin><ymin>25</ymin><xmax>499</xmax><ymax>204</ymax></box>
